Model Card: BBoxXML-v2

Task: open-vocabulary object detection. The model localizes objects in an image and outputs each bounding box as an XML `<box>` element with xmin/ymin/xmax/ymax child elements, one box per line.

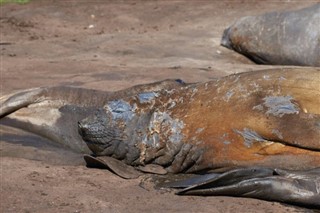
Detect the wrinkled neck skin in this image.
<box><xmin>79</xmin><ymin>85</ymin><xmax>206</xmax><ymax>173</ymax></box>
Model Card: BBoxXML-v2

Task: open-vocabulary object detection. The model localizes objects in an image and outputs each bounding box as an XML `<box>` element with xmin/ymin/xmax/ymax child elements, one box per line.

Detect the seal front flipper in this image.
<box><xmin>136</xmin><ymin>164</ymin><xmax>168</xmax><ymax>175</ymax></box>
<box><xmin>172</xmin><ymin>167</ymin><xmax>320</xmax><ymax>207</ymax></box>
<box><xmin>84</xmin><ymin>155</ymin><xmax>167</xmax><ymax>178</ymax></box>
<box><xmin>84</xmin><ymin>155</ymin><xmax>142</xmax><ymax>179</ymax></box>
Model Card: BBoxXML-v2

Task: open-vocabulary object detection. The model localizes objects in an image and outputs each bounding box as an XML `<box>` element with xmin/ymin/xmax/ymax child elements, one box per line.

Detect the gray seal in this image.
<box><xmin>221</xmin><ymin>4</ymin><xmax>320</xmax><ymax>66</ymax></box>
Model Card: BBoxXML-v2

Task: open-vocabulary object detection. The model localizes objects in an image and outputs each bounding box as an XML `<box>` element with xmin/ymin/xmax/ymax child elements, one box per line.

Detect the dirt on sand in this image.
<box><xmin>1</xmin><ymin>1</ymin><xmax>319</xmax><ymax>212</ymax></box>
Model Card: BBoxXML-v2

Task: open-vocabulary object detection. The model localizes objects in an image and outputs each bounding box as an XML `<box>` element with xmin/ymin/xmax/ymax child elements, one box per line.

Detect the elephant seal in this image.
<box><xmin>78</xmin><ymin>68</ymin><xmax>320</xmax><ymax>173</ymax></box>
<box><xmin>221</xmin><ymin>4</ymin><xmax>320</xmax><ymax>66</ymax></box>
<box><xmin>1</xmin><ymin>68</ymin><xmax>319</xmax><ymax>206</ymax></box>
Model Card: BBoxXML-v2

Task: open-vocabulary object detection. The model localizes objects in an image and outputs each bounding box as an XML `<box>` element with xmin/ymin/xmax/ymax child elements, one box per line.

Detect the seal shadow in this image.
<box><xmin>0</xmin><ymin>126</ymin><xmax>83</xmax><ymax>166</ymax></box>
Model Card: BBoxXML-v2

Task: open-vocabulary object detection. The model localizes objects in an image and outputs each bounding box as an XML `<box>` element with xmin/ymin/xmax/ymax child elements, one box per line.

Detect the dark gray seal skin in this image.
<box><xmin>163</xmin><ymin>167</ymin><xmax>320</xmax><ymax>208</ymax></box>
<box><xmin>221</xmin><ymin>4</ymin><xmax>320</xmax><ymax>66</ymax></box>
<box><xmin>0</xmin><ymin>79</ymin><xmax>185</xmax><ymax>153</ymax></box>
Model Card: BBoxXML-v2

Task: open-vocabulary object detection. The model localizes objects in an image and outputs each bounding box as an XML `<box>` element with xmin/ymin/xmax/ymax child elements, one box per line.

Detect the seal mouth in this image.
<box><xmin>77</xmin><ymin>107</ymin><xmax>141</xmax><ymax>163</ymax></box>
<box><xmin>77</xmin><ymin>109</ymin><xmax>125</xmax><ymax>155</ymax></box>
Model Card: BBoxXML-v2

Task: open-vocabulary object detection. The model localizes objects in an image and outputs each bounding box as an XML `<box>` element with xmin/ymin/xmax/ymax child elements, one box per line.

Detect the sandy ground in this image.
<box><xmin>1</xmin><ymin>0</ymin><xmax>320</xmax><ymax>212</ymax></box>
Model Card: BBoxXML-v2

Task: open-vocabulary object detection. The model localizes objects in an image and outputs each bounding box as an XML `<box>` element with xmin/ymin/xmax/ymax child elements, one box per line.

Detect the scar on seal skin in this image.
<box><xmin>221</xmin><ymin>4</ymin><xmax>320</xmax><ymax>66</ymax></box>
<box><xmin>1</xmin><ymin>68</ymin><xmax>319</xmax><ymax>207</ymax></box>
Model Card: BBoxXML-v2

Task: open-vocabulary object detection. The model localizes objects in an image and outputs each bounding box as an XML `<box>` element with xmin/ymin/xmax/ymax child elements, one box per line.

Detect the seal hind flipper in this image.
<box><xmin>84</xmin><ymin>155</ymin><xmax>142</xmax><ymax>179</ymax></box>
<box><xmin>0</xmin><ymin>87</ymin><xmax>44</xmax><ymax>118</ymax></box>
<box><xmin>171</xmin><ymin>167</ymin><xmax>320</xmax><ymax>207</ymax></box>
<box><xmin>0</xmin><ymin>86</ymin><xmax>110</xmax><ymax>153</ymax></box>
<box><xmin>0</xmin><ymin>86</ymin><xmax>115</xmax><ymax>118</ymax></box>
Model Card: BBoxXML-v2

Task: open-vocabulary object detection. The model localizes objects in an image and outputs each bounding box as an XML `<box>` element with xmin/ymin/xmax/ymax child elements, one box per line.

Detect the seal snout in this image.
<box><xmin>220</xmin><ymin>27</ymin><xmax>232</xmax><ymax>49</ymax></box>
<box><xmin>77</xmin><ymin>113</ymin><xmax>105</xmax><ymax>142</ymax></box>
<box><xmin>77</xmin><ymin>114</ymin><xmax>112</xmax><ymax>154</ymax></box>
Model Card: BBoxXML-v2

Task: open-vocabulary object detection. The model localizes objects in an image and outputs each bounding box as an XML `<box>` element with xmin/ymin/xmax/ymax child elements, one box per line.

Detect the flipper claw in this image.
<box><xmin>84</xmin><ymin>155</ymin><xmax>143</xmax><ymax>179</ymax></box>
